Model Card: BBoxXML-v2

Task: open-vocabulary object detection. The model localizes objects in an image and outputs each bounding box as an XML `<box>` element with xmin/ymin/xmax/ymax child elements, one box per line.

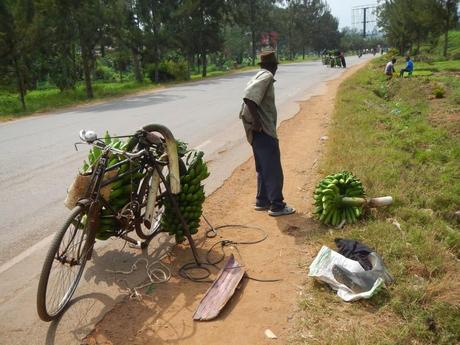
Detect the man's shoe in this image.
<box><xmin>268</xmin><ymin>206</ymin><xmax>296</xmax><ymax>217</ymax></box>
<box><xmin>254</xmin><ymin>204</ymin><xmax>270</xmax><ymax>211</ymax></box>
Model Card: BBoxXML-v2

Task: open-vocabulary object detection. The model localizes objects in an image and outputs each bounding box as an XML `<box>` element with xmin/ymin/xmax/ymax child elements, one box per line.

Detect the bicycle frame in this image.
<box><xmin>77</xmin><ymin>137</ymin><xmax>171</xmax><ymax>251</ymax></box>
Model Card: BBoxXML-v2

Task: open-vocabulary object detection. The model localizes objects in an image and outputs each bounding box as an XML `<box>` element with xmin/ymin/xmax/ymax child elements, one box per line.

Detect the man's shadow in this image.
<box><xmin>274</xmin><ymin>211</ymin><xmax>327</xmax><ymax>245</ymax></box>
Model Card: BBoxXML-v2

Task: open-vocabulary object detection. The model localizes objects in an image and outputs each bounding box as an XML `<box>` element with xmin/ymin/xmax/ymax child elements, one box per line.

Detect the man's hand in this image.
<box><xmin>252</xmin><ymin>118</ymin><xmax>262</xmax><ymax>132</ymax></box>
<box><xmin>244</xmin><ymin>98</ymin><xmax>263</xmax><ymax>133</ymax></box>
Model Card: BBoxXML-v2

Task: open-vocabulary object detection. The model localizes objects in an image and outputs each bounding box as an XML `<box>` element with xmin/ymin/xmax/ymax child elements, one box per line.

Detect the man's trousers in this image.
<box><xmin>251</xmin><ymin>131</ymin><xmax>285</xmax><ymax>211</ymax></box>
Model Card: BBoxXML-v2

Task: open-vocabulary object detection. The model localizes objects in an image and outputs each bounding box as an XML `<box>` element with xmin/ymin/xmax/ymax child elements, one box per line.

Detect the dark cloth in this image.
<box><xmin>252</xmin><ymin>131</ymin><xmax>285</xmax><ymax>211</ymax></box>
<box><xmin>334</xmin><ymin>238</ymin><xmax>373</xmax><ymax>270</ymax></box>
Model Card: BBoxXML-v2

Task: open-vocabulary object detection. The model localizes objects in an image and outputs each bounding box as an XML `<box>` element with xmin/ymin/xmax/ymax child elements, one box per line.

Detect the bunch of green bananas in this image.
<box><xmin>313</xmin><ymin>171</ymin><xmax>365</xmax><ymax>226</ymax></box>
<box><xmin>80</xmin><ymin>132</ymin><xmax>144</xmax><ymax>240</ymax></box>
<box><xmin>160</xmin><ymin>150</ymin><xmax>209</xmax><ymax>244</ymax></box>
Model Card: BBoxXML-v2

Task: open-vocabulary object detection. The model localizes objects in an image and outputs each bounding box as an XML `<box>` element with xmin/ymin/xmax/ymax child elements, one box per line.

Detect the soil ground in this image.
<box><xmin>84</xmin><ymin>63</ymin><xmax>367</xmax><ymax>345</ymax></box>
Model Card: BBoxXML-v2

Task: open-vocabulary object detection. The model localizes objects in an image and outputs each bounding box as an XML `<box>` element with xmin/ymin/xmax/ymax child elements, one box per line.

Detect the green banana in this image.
<box><xmin>160</xmin><ymin>148</ymin><xmax>209</xmax><ymax>243</ymax></box>
<box><xmin>313</xmin><ymin>171</ymin><xmax>365</xmax><ymax>226</ymax></box>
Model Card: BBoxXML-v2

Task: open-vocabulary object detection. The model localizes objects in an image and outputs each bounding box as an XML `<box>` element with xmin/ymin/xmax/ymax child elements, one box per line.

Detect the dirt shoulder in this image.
<box><xmin>84</xmin><ymin>63</ymin><xmax>367</xmax><ymax>345</ymax></box>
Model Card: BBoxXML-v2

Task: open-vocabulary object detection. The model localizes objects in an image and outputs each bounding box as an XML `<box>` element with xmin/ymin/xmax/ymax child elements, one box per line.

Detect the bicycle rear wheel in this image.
<box><xmin>135</xmin><ymin>159</ymin><xmax>186</xmax><ymax>240</ymax></box>
<box><xmin>37</xmin><ymin>205</ymin><xmax>90</xmax><ymax>321</ymax></box>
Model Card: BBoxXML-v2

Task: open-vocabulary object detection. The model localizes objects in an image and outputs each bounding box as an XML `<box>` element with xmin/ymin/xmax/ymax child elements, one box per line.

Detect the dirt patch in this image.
<box><xmin>84</xmin><ymin>64</ymin><xmax>367</xmax><ymax>345</ymax></box>
<box><xmin>428</xmin><ymin>99</ymin><xmax>460</xmax><ymax>135</ymax></box>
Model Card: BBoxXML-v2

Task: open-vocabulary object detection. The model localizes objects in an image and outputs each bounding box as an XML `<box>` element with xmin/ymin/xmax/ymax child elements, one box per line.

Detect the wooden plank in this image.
<box><xmin>193</xmin><ymin>254</ymin><xmax>245</xmax><ymax>321</ymax></box>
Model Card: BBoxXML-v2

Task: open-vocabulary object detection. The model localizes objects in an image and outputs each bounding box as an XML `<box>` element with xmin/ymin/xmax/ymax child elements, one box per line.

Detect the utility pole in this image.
<box><xmin>363</xmin><ymin>7</ymin><xmax>367</xmax><ymax>37</ymax></box>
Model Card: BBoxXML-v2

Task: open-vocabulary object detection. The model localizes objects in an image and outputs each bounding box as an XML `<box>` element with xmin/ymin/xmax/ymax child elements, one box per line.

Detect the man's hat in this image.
<box><xmin>258</xmin><ymin>51</ymin><xmax>278</xmax><ymax>65</ymax></box>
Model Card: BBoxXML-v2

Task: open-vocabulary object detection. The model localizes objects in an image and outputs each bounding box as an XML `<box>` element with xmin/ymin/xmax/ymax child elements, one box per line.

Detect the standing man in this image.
<box><xmin>239</xmin><ymin>51</ymin><xmax>295</xmax><ymax>217</ymax></box>
<box><xmin>400</xmin><ymin>56</ymin><xmax>414</xmax><ymax>77</ymax></box>
<box><xmin>339</xmin><ymin>51</ymin><xmax>346</xmax><ymax>68</ymax></box>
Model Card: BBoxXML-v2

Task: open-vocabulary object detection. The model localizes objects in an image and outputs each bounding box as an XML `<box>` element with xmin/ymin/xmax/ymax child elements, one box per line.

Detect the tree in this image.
<box><xmin>292</xmin><ymin>0</ymin><xmax>325</xmax><ymax>58</ymax></box>
<box><xmin>223</xmin><ymin>25</ymin><xmax>251</xmax><ymax>64</ymax></box>
<box><xmin>311</xmin><ymin>9</ymin><xmax>340</xmax><ymax>53</ymax></box>
<box><xmin>377</xmin><ymin>0</ymin><xmax>458</xmax><ymax>56</ymax></box>
<box><xmin>34</xmin><ymin>0</ymin><xmax>79</xmax><ymax>91</ymax></box>
<box><xmin>75</xmin><ymin>0</ymin><xmax>106</xmax><ymax>98</ymax></box>
<box><xmin>0</xmin><ymin>0</ymin><xmax>37</xmax><ymax>109</ymax></box>
<box><xmin>136</xmin><ymin>0</ymin><xmax>175</xmax><ymax>82</ymax></box>
<box><xmin>435</xmin><ymin>0</ymin><xmax>458</xmax><ymax>57</ymax></box>
<box><xmin>176</xmin><ymin>0</ymin><xmax>225</xmax><ymax>77</ymax></box>
<box><xmin>230</xmin><ymin>0</ymin><xmax>276</xmax><ymax>65</ymax></box>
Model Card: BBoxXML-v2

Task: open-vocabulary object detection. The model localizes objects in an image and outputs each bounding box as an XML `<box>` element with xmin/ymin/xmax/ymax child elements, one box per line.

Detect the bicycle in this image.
<box><xmin>36</xmin><ymin>124</ymin><xmax>192</xmax><ymax>321</ymax></box>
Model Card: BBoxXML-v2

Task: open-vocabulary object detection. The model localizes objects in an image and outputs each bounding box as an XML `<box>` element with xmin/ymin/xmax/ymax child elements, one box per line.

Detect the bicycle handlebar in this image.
<box><xmin>92</xmin><ymin>140</ymin><xmax>147</xmax><ymax>160</ymax></box>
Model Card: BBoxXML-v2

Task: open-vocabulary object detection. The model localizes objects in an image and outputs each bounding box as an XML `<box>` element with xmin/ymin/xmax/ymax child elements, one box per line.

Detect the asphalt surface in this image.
<box><xmin>0</xmin><ymin>55</ymin><xmax>371</xmax><ymax>345</ymax></box>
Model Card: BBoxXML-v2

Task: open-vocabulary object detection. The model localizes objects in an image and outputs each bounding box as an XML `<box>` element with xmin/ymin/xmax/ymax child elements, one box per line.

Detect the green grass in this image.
<box><xmin>412</xmin><ymin>59</ymin><xmax>460</xmax><ymax>73</ymax></box>
<box><xmin>433</xmin><ymin>30</ymin><xmax>460</xmax><ymax>58</ymax></box>
<box><xmin>0</xmin><ymin>80</ymin><xmax>160</xmax><ymax>121</ymax></box>
<box><xmin>295</xmin><ymin>56</ymin><xmax>460</xmax><ymax>344</ymax></box>
<box><xmin>419</xmin><ymin>30</ymin><xmax>460</xmax><ymax>59</ymax></box>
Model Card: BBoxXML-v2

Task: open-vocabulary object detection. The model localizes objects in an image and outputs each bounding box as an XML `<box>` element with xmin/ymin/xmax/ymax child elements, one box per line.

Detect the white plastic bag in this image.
<box><xmin>308</xmin><ymin>246</ymin><xmax>384</xmax><ymax>302</ymax></box>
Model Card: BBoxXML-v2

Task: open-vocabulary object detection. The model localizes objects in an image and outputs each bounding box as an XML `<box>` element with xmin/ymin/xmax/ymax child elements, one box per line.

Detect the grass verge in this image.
<box><xmin>295</xmin><ymin>56</ymin><xmax>460</xmax><ymax>344</ymax></box>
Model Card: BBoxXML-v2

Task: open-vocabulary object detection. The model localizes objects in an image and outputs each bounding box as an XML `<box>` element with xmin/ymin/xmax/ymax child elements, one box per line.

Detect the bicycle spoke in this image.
<box><xmin>43</xmin><ymin>208</ymin><xmax>89</xmax><ymax>317</ymax></box>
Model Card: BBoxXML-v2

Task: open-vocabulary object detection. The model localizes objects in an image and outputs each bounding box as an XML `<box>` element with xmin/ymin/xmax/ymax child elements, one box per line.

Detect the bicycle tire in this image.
<box><xmin>37</xmin><ymin>205</ymin><xmax>91</xmax><ymax>321</ymax></box>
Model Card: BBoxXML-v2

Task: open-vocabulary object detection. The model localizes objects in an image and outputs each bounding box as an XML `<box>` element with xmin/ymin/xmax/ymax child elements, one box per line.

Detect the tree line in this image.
<box><xmin>377</xmin><ymin>0</ymin><xmax>458</xmax><ymax>56</ymax></box>
<box><xmin>0</xmin><ymin>0</ymin><xmax>341</xmax><ymax>110</ymax></box>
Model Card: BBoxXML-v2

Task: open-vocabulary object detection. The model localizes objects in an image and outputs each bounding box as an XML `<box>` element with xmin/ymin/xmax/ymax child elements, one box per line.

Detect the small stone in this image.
<box><xmin>320</xmin><ymin>136</ymin><xmax>329</xmax><ymax>141</ymax></box>
<box><xmin>420</xmin><ymin>208</ymin><xmax>434</xmax><ymax>217</ymax></box>
<box><xmin>264</xmin><ymin>329</ymin><xmax>277</xmax><ymax>339</ymax></box>
<box><xmin>454</xmin><ymin>211</ymin><xmax>460</xmax><ymax>221</ymax></box>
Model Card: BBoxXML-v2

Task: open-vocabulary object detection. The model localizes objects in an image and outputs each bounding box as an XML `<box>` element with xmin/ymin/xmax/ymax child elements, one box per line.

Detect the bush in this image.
<box><xmin>433</xmin><ymin>83</ymin><xmax>445</xmax><ymax>98</ymax></box>
<box><xmin>450</xmin><ymin>52</ymin><xmax>460</xmax><ymax>60</ymax></box>
<box><xmin>94</xmin><ymin>64</ymin><xmax>117</xmax><ymax>81</ymax></box>
<box><xmin>413</xmin><ymin>54</ymin><xmax>434</xmax><ymax>63</ymax></box>
<box><xmin>386</xmin><ymin>48</ymin><xmax>399</xmax><ymax>59</ymax></box>
<box><xmin>146</xmin><ymin>60</ymin><xmax>189</xmax><ymax>83</ymax></box>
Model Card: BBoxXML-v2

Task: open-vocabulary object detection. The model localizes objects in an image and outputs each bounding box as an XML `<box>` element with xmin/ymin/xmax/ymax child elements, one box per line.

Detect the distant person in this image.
<box><xmin>239</xmin><ymin>51</ymin><xmax>295</xmax><ymax>217</ymax></box>
<box><xmin>400</xmin><ymin>56</ymin><xmax>413</xmax><ymax>77</ymax></box>
<box><xmin>385</xmin><ymin>58</ymin><xmax>396</xmax><ymax>78</ymax></box>
<box><xmin>339</xmin><ymin>51</ymin><xmax>346</xmax><ymax>68</ymax></box>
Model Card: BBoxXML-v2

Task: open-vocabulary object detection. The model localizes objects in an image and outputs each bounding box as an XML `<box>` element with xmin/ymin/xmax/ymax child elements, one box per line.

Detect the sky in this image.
<box><xmin>325</xmin><ymin>0</ymin><xmax>379</xmax><ymax>30</ymax></box>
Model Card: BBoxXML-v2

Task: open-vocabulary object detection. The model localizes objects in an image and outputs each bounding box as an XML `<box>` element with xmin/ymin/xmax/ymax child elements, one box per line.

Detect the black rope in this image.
<box><xmin>178</xmin><ymin>214</ymin><xmax>282</xmax><ymax>283</ymax></box>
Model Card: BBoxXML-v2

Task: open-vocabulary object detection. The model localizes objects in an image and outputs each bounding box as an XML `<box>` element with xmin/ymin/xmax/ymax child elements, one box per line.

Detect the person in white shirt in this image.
<box><xmin>385</xmin><ymin>58</ymin><xmax>396</xmax><ymax>78</ymax></box>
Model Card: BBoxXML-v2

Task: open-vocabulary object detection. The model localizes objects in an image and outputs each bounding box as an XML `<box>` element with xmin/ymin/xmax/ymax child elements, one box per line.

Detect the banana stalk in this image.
<box><xmin>340</xmin><ymin>196</ymin><xmax>393</xmax><ymax>207</ymax></box>
<box><xmin>142</xmin><ymin>124</ymin><xmax>181</xmax><ymax>195</ymax></box>
<box><xmin>144</xmin><ymin>169</ymin><xmax>161</xmax><ymax>229</ymax></box>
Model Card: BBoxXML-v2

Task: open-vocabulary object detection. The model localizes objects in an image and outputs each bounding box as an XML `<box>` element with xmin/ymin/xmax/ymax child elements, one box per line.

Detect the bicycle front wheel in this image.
<box><xmin>37</xmin><ymin>205</ymin><xmax>91</xmax><ymax>321</ymax></box>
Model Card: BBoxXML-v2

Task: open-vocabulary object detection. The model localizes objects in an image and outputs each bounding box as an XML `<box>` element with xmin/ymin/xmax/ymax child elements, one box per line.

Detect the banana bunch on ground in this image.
<box><xmin>160</xmin><ymin>150</ymin><xmax>209</xmax><ymax>244</ymax></box>
<box><xmin>80</xmin><ymin>132</ymin><xmax>144</xmax><ymax>240</ymax></box>
<box><xmin>313</xmin><ymin>171</ymin><xmax>365</xmax><ymax>226</ymax></box>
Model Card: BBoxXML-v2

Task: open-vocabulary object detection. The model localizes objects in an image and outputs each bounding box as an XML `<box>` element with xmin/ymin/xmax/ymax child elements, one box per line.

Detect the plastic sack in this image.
<box><xmin>308</xmin><ymin>246</ymin><xmax>384</xmax><ymax>302</ymax></box>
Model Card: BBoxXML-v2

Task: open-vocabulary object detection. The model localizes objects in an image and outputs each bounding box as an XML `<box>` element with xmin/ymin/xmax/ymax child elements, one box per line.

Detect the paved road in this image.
<box><xmin>0</xmin><ymin>55</ymin><xmax>371</xmax><ymax>345</ymax></box>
